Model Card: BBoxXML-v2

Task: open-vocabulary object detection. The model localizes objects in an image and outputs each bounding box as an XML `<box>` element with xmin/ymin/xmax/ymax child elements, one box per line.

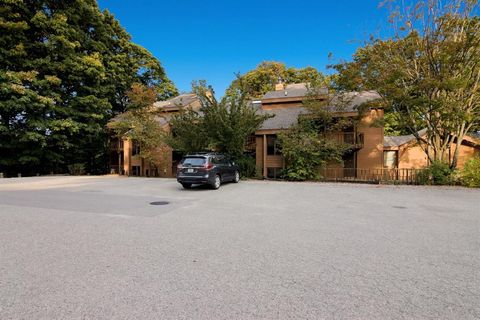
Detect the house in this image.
<box><xmin>108</xmin><ymin>93</ymin><xmax>202</xmax><ymax>177</ymax></box>
<box><xmin>253</xmin><ymin>83</ymin><xmax>384</xmax><ymax>179</ymax></box>
<box><xmin>383</xmin><ymin>129</ymin><xmax>480</xmax><ymax>169</ymax></box>
<box><xmin>109</xmin><ymin>83</ymin><xmax>479</xmax><ymax>180</ymax></box>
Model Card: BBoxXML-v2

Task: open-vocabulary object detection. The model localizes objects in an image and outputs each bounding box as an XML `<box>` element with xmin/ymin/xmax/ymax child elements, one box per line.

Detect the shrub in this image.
<box><xmin>68</xmin><ymin>163</ymin><xmax>85</xmax><ymax>176</ymax></box>
<box><xmin>277</xmin><ymin>126</ymin><xmax>346</xmax><ymax>181</ymax></box>
<box><xmin>416</xmin><ymin>161</ymin><xmax>455</xmax><ymax>185</ymax></box>
<box><xmin>235</xmin><ymin>155</ymin><xmax>257</xmax><ymax>178</ymax></box>
<box><xmin>460</xmin><ymin>157</ymin><xmax>480</xmax><ymax>188</ymax></box>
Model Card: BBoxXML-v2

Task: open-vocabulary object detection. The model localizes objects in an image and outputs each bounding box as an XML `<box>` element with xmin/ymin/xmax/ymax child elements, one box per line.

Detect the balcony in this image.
<box><xmin>323</xmin><ymin>132</ymin><xmax>364</xmax><ymax>150</ymax></box>
<box><xmin>108</xmin><ymin>139</ymin><xmax>124</xmax><ymax>151</ymax></box>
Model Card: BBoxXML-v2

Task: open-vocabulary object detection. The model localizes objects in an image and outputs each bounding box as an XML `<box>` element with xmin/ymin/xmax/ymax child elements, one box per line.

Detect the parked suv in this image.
<box><xmin>176</xmin><ymin>153</ymin><xmax>240</xmax><ymax>189</ymax></box>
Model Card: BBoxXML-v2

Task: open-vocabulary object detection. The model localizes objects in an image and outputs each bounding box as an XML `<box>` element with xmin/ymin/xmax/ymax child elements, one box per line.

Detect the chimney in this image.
<box><xmin>205</xmin><ymin>90</ymin><xmax>213</xmax><ymax>99</ymax></box>
<box><xmin>275</xmin><ymin>77</ymin><xmax>285</xmax><ymax>91</ymax></box>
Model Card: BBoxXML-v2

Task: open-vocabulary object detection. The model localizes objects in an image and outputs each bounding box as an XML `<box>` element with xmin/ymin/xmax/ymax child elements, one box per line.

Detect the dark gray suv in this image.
<box><xmin>176</xmin><ymin>153</ymin><xmax>240</xmax><ymax>189</ymax></box>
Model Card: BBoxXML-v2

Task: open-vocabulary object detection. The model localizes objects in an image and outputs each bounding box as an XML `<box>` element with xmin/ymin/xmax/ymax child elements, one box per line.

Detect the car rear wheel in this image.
<box><xmin>181</xmin><ymin>183</ymin><xmax>192</xmax><ymax>189</ymax></box>
<box><xmin>212</xmin><ymin>175</ymin><xmax>221</xmax><ymax>189</ymax></box>
<box><xmin>233</xmin><ymin>171</ymin><xmax>240</xmax><ymax>183</ymax></box>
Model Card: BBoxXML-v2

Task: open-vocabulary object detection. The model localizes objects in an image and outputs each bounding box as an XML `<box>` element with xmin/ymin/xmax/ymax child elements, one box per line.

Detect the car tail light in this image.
<box><xmin>204</xmin><ymin>163</ymin><xmax>214</xmax><ymax>170</ymax></box>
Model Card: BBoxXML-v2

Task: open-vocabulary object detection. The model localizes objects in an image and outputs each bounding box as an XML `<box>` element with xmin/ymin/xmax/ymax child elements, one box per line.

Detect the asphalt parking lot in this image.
<box><xmin>0</xmin><ymin>176</ymin><xmax>479</xmax><ymax>319</ymax></box>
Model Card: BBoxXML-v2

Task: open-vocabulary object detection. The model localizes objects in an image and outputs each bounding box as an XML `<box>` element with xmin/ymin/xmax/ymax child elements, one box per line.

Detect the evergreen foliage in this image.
<box><xmin>0</xmin><ymin>0</ymin><xmax>177</xmax><ymax>176</ymax></box>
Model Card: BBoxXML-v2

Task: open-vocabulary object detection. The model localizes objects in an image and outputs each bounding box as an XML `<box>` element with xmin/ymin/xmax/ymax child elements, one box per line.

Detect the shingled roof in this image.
<box><xmin>383</xmin><ymin>129</ymin><xmax>428</xmax><ymax>147</ymax></box>
<box><xmin>153</xmin><ymin>93</ymin><xmax>199</xmax><ymax>110</ymax></box>
<box><xmin>263</xmin><ymin>83</ymin><xmax>328</xmax><ymax>100</ymax></box>
<box><xmin>258</xmin><ymin>89</ymin><xmax>382</xmax><ymax>130</ymax></box>
<box><xmin>259</xmin><ymin>107</ymin><xmax>308</xmax><ymax>130</ymax></box>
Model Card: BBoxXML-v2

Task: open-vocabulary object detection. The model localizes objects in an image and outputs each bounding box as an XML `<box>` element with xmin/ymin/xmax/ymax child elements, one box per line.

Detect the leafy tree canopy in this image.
<box><xmin>0</xmin><ymin>0</ymin><xmax>177</xmax><ymax>176</ymax></box>
<box><xmin>333</xmin><ymin>0</ymin><xmax>480</xmax><ymax>168</ymax></box>
<box><xmin>226</xmin><ymin>61</ymin><xmax>325</xmax><ymax>99</ymax></box>
<box><xmin>168</xmin><ymin>81</ymin><xmax>271</xmax><ymax>159</ymax></box>
<box><xmin>108</xmin><ymin>83</ymin><xmax>169</xmax><ymax>170</ymax></box>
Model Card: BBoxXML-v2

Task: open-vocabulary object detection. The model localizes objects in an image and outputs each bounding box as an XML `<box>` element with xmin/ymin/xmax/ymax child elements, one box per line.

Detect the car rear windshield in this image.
<box><xmin>181</xmin><ymin>157</ymin><xmax>206</xmax><ymax>166</ymax></box>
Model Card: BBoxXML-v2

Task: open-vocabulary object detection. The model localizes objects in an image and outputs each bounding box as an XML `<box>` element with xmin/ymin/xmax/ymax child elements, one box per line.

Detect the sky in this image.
<box><xmin>97</xmin><ymin>0</ymin><xmax>392</xmax><ymax>96</ymax></box>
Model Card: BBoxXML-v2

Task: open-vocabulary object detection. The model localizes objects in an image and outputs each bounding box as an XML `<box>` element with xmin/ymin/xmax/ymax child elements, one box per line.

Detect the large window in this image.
<box><xmin>383</xmin><ymin>151</ymin><xmax>398</xmax><ymax>168</ymax></box>
<box><xmin>181</xmin><ymin>157</ymin><xmax>206</xmax><ymax>166</ymax></box>
<box><xmin>132</xmin><ymin>142</ymin><xmax>140</xmax><ymax>156</ymax></box>
<box><xmin>267</xmin><ymin>135</ymin><xmax>281</xmax><ymax>156</ymax></box>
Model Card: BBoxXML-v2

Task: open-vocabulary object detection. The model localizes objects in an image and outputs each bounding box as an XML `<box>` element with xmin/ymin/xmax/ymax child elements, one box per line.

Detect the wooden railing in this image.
<box><xmin>108</xmin><ymin>139</ymin><xmax>124</xmax><ymax>151</ymax></box>
<box><xmin>321</xmin><ymin>168</ymin><xmax>423</xmax><ymax>185</ymax></box>
<box><xmin>323</xmin><ymin>132</ymin><xmax>364</xmax><ymax>149</ymax></box>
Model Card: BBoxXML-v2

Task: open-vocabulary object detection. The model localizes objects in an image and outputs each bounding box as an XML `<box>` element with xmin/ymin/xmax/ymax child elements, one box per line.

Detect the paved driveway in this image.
<box><xmin>0</xmin><ymin>176</ymin><xmax>479</xmax><ymax>319</ymax></box>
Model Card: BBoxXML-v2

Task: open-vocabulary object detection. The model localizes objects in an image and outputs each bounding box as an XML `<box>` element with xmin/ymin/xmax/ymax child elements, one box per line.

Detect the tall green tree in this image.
<box><xmin>167</xmin><ymin>109</ymin><xmax>209</xmax><ymax>155</ymax></box>
<box><xmin>226</xmin><ymin>61</ymin><xmax>326</xmax><ymax>99</ymax></box>
<box><xmin>168</xmin><ymin>81</ymin><xmax>271</xmax><ymax>159</ymax></box>
<box><xmin>277</xmin><ymin>86</ymin><xmax>357</xmax><ymax>181</ymax></box>
<box><xmin>278</xmin><ymin>122</ymin><xmax>346</xmax><ymax>181</ymax></box>
<box><xmin>334</xmin><ymin>0</ymin><xmax>480</xmax><ymax>168</ymax></box>
<box><xmin>0</xmin><ymin>0</ymin><xmax>177</xmax><ymax>176</ymax></box>
<box><xmin>108</xmin><ymin>83</ymin><xmax>169</xmax><ymax>171</ymax></box>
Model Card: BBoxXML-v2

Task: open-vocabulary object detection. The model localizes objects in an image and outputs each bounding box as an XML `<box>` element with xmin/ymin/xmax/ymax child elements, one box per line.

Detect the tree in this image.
<box><xmin>226</xmin><ymin>61</ymin><xmax>325</xmax><ymax>98</ymax></box>
<box><xmin>278</xmin><ymin>123</ymin><xmax>346</xmax><ymax>181</ymax></box>
<box><xmin>167</xmin><ymin>81</ymin><xmax>271</xmax><ymax>159</ymax></box>
<box><xmin>167</xmin><ymin>109</ymin><xmax>209</xmax><ymax>155</ymax></box>
<box><xmin>334</xmin><ymin>0</ymin><xmax>480</xmax><ymax>168</ymax></box>
<box><xmin>108</xmin><ymin>84</ymin><xmax>169</xmax><ymax>171</ymax></box>
<box><xmin>0</xmin><ymin>0</ymin><xmax>177</xmax><ymax>176</ymax></box>
<box><xmin>201</xmin><ymin>83</ymin><xmax>272</xmax><ymax>158</ymax></box>
<box><xmin>277</xmin><ymin>85</ymin><xmax>356</xmax><ymax>181</ymax></box>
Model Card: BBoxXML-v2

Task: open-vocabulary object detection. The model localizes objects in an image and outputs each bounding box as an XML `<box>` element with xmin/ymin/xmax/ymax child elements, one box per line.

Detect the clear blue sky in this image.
<box><xmin>98</xmin><ymin>0</ymin><xmax>390</xmax><ymax>96</ymax></box>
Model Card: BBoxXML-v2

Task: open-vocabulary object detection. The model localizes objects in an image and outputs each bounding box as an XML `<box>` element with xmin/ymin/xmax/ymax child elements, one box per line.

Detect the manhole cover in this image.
<box><xmin>150</xmin><ymin>201</ymin><xmax>170</xmax><ymax>206</ymax></box>
<box><xmin>392</xmin><ymin>205</ymin><xmax>407</xmax><ymax>209</ymax></box>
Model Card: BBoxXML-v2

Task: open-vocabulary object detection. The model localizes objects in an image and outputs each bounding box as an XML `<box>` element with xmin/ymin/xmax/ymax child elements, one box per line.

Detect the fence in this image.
<box><xmin>321</xmin><ymin>167</ymin><xmax>423</xmax><ymax>185</ymax></box>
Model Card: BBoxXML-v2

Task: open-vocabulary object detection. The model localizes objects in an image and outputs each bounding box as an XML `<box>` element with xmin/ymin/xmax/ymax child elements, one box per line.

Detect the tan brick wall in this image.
<box><xmin>356</xmin><ymin>109</ymin><xmax>384</xmax><ymax>170</ymax></box>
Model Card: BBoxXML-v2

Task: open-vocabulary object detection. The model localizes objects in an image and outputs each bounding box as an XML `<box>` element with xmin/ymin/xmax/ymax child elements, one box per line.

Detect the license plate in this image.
<box><xmin>187</xmin><ymin>169</ymin><xmax>194</xmax><ymax>173</ymax></box>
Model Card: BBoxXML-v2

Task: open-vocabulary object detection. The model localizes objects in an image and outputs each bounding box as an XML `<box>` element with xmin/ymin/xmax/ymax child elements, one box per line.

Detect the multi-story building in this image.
<box><xmin>109</xmin><ymin>83</ymin><xmax>479</xmax><ymax>179</ymax></box>
<box><xmin>108</xmin><ymin>93</ymin><xmax>202</xmax><ymax>177</ymax></box>
<box><xmin>254</xmin><ymin>83</ymin><xmax>384</xmax><ymax>179</ymax></box>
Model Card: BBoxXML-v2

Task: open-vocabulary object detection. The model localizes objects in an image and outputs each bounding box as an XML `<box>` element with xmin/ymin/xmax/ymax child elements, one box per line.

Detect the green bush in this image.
<box><xmin>235</xmin><ymin>155</ymin><xmax>257</xmax><ymax>178</ymax></box>
<box><xmin>416</xmin><ymin>161</ymin><xmax>455</xmax><ymax>185</ymax></box>
<box><xmin>278</xmin><ymin>126</ymin><xmax>346</xmax><ymax>181</ymax></box>
<box><xmin>460</xmin><ymin>157</ymin><xmax>480</xmax><ymax>188</ymax></box>
<box><xmin>68</xmin><ymin>163</ymin><xmax>85</xmax><ymax>176</ymax></box>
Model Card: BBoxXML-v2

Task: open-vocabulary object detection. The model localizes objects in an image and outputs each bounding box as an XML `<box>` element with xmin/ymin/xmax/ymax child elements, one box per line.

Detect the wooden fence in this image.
<box><xmin>321</xmin><ymin>168</ymin><xmax>423</xmax><ymax>185</ymax></box>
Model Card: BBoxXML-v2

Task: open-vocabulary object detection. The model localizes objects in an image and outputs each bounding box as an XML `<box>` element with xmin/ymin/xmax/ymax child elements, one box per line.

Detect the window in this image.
<box><xmin>131</xmin><ymin>166</ymin><xmax>141</xmax><ymax>176</ymax></box>
<box><xmin>383</xmin><ymin>151</ymin><xmax>398</xmax><ymax>168</ymax></box>
<box><xmin>267</xmin><ymin>135</ymin><xmax>281</xmax><ymax>155</ymax></box>
<box><xmin>245</xmin><ymin>135</ymin><xmax>256</xmax><ymax>153</ymax></box>
<box><xmin>132</xmin><ymin>142</ymin><xmax>140</xmax><ymax>156</ymax></box>
<box><xmin>181</xmin><ymin>157</ymin><xmax>206</xmax><ymax>166</ymax></box>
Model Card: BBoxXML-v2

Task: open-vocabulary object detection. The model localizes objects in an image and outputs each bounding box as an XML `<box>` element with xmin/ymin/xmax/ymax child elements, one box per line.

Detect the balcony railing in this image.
<box><xmin>108</xmin><ymin>139</ymin><xmax>124</xmax><ymax>151</ymax></box>
<box><xmin>323</xmin><ymin>132</ymin><xmax>364</xmax><ymax>149</ymax></box>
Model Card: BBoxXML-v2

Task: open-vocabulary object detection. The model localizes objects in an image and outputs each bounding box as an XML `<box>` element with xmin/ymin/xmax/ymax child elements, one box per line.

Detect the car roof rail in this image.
<box><xmin>186</xmin><ymin>151</ymin><xmax>224</xmax><ymax>156</ymax></box>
